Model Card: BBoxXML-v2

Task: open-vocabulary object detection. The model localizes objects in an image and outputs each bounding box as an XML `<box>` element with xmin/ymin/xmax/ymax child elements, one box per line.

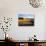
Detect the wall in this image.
<box><xmin>0</xmin><ymin>0</ymin><xmax>46</xmax><ymax>40</ymax></box>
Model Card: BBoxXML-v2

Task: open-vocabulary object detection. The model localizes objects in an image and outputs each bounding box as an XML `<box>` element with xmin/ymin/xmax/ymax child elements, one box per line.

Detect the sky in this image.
<box><xmin>18</xmin><ymin>14</ymin><xmax>34</xmax><ymax>18</ymax></box>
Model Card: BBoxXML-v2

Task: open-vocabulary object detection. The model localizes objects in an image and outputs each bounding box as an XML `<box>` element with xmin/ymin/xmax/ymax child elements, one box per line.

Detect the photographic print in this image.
<box><xmin>18</xmin><ymin>14</ymin><xmax>34</xmax><ymax>26</ymax></box>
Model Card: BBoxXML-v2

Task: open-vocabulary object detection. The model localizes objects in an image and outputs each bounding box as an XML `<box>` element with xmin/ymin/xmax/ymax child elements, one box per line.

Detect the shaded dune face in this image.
<box><xmin>29</xmin><ymin>0</ymin><xmax>42</xmax><ymax>8</ymax></box>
